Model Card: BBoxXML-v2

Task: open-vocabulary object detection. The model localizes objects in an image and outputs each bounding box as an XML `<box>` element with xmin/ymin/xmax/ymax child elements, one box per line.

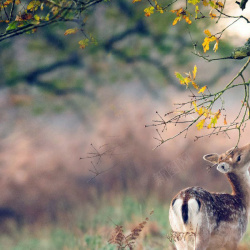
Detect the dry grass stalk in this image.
<box><xmin>108</xmin><ymin>211</ymin><xmax>154</xmax><ymax>249</ymax></box>
<box><xmin>108</xmin><ymin>225</ymin><xmax>125</xmax><ymax>249</ymax></box>
<box><xmin>167</xmin><ymin>229</ymin><xmax>196</xmax><ymax>243</ymax></box>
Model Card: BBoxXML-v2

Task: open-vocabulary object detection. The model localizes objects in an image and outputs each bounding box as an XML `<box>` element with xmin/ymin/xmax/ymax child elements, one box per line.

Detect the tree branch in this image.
<box><xmin>4</xmin><ymin>53</ymin><xmax>92</xmax><ymax>96</ymax></box>
<box><xmin>193</xmin><ymin>38</ymin><xmax>250</xmax><ymax>61</ymax></box>
<box><xmin>146</xmin><ymin>58</ymin><xmax>250</xmax><ymax>148</ymax></box>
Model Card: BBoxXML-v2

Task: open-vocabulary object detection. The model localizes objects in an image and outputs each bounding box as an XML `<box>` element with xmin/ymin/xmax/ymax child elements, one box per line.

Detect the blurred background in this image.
<box><xmin>0</xmin><ymin>0</ymin><xmax>250</xmax><ymax>249</ymax></box>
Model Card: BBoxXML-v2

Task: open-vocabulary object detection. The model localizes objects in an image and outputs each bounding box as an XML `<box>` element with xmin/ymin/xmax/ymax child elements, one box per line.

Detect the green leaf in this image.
<box><xmin>209</xmin><ymin>0</ymin><xmax>216</xmax><ymax>8</ymax></box>
<box><xmin>6</xmin><ymin>21</ymin><xmax>18</xmax><ymax>31</ymax></box>
<box><xmin>210</xmin><ymin>117</ymin><xmax>217</xmax><ymax>126</ymax></box>
<box><xmin>45</xmin><ymin>13</ymin><xmax>50</xmax><ymax>21</ymax></box>
<box><xmin>90</xmin><ymin>34</ymin><xmax>98</xmax><ymax>45</ymax></box>
<box><xmin>34</xmin><ymin>14</ymin><xmax>40</xmax><ymax>21</ymax></box>
<box><xmin>175</xmin><ymin>72</ymin><xmax>185</xmax><ymax>84</ymax></box>
<box><xmin>78</xmin><ymin>39</ymin><xmax>89</xmax><ymax>49</ymax></box>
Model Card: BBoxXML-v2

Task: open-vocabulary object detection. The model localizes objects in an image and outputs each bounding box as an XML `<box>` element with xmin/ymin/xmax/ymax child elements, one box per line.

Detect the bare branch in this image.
<box><xmin>80</xmin><ymin>143</ymin><xmax>119</xmax><ymax>182</ymax></box>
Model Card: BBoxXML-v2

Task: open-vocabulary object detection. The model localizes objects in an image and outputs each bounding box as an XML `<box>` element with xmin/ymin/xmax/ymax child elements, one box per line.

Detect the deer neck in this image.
<box><xmin>227</xmin><ymin>170</ymin><xmax>250</xmax><ymax>209</ymax></box>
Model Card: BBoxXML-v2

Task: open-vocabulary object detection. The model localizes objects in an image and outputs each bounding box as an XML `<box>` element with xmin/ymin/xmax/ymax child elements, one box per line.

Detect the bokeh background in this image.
<box><xmin>0</xmin><ymin>0</ymin><xmax>250</xmax><ymax>249</ymax></box>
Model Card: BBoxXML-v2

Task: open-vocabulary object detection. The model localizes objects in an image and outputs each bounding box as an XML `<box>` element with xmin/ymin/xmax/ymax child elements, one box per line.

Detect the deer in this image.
<box><xmin>169</xmin><ymin>143</ymin><xmax>250</xmax><ymax>250</ymax></box>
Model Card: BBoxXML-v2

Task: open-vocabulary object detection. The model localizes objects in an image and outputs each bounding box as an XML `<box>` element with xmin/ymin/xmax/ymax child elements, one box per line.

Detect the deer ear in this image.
<box><xmin>203</xmin><ymin>153</ymin><xmax>219</xmax><ymax>164</ymax></box>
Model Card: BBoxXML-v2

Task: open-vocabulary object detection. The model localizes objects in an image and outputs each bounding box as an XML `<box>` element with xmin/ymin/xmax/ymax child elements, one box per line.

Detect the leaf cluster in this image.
<box><xmin>0</xmin><ymin>0</ymin><xmax>103</xmax><ymax>48</ymax></box>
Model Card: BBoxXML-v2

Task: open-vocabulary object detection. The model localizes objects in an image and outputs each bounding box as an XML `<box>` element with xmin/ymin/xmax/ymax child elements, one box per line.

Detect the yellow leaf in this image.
<box><xmin>171</xmin><ymin>9</ymin><xmax>176</xmax><ymax>13</ymax></box>
<box><xmin>207</xmin><ymin>123</ymin><xmax>212</xmax><ymax>129</ymax></box>
<box><xmin>132</xmin><ymin>0</ymin><xmax>141</xmax><ymax>2</ymax></box>
<box><xmin>210</xmin><ymin>36</ymin><xmax>216</xmax><ymax>42</ymax></box>
<box><xmin>3</xmin><ymin>0</ymin><xmax>12</xmax><ymax>7</ymax></box>
<box><xmin>177</xmin><ymin>8</ymin><xmax>184</xmax><ymax>15</ymax></box>
<box><xmin>144</xmin><ymin>6</ymin><xmax>154</xmax><ymax>17</ymax></box>
<box><xmin>188</xmin><ymin>0</ymin><xmax>200</xmax><ymax>4</ymax></box>
<box><xmin>196</xmin><ymin>119</ymin><xmax>205</xmax><ymax>130</ymax></box>
<box><xmin>52</xmin><ymin>6</ymin><xmax>59</xmax><ymax>15</ymax></box>
<box><xmin>198</xmin><ymin>107</ymin><xmax>210</xmax><ymax>118</ymax></box>
<box><xmin>184</xmin><ymin>77</ymin><xmax>191</xmax><ymax>86</ymax></box>
<box><xmin>198</xmin><ymin>86</ymin><xmax>207</xmax><ymax>93</ymax></box>
<box><xmin>193</xmin><ymin>65</ymin><xmax>197</xmax><ymax>80</ymax></box>
<box><xmin>203</xmin><ymin>29</ymin><xmax>217</xmax><ymax>53</ymax></box>
<box><xmin>197</xmin><ymin>107</ymin><xmax>204</xmax><ymax>116</ymax></box>
<box><xmin>195</xmin><ymin>5</ymin><xmax>199</xmax><ymax>18</ymax></box>
<box><xmin>209</xmin><ymin>11</ymin><xmax>216</xmax><ymax>19</ymax></box>
<box><xmin>202</xmin><ymin>37</ymin><xmax>210</xmax><ymax>53</ymax></box>
<box><xmin>173</xmin><ymin>17</ymin><xmax>181</xmax><ymax>25</ymax></box>
<box><xmin>224</xmin><ymin>117</ymin><xmax>227</xmax><ymax>125</ymax></box>
<box><xmin>184</xmin><ymin>16</ymin><xmax>192</xmax><ymax>24</ymax></box>
<box><xmin>15</xmin><ymin>0</ymin><xmax>21</xmax><ymax>4</ymax></box>
<box><xmin>192</xmin><ymin>81</ymin><xmax>199</xmax><ymax>89</ymax></box>
<box><xmin>204</xmin><ymin>29</ymin><xmax>212</xmax><ymax>37</ymax></box>
<box><xmin>215</xmin><ymin>109</ymin><xmax>221</xmax><ymax>119</ymax></box>
<box><xmin>203</xmin><ymin>108</ymin><xmax>210</xmax><ymax>118</ymax></box>
<box><xmin>202</xmin><ymin>35</ymin><xmax>216</xmax><ymax>53</ymax></box>
<box><xmin>64</xmin><ymin>28</ymin><xmax>79</xmax><ymax>36</ymax></box>
<box><xmin>192</xmin><ymin>101</ymin><xmax>198</xmax><ymax>112</ymax></box>
<box><xmin>27</xmin><ymin>0</ymin><xmax>41</xmax><ymax>11</ymax></box>
<box><xmin>203</xmin><ymin>0</ymin><xmax>209</xmax><ymax>6</ymax></box>
<box><xmin>171</xmin><ymin>8</ymin><xmax>183</xmax><ymax>15</ymax></box>
<box><xmin>155</xmin><ymin>3</ymin><xmax>164</xmax><ymax>13</ymax></box>
<box><xmin>34</xmin><ymin>14</ymin><xmax>40</xmax><ymax>21</ymax></box>
<box><xmin>217</xmin><ymin>1</ymin><xmax>224</xmax><ymax>7</ymax></box>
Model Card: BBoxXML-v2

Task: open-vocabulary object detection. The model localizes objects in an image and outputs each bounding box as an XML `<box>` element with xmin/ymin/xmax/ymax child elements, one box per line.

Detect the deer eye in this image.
<box><xmin>237</xmin><ymin>155</ymin><xmax>241</xmax><ymax>162</ymax></box>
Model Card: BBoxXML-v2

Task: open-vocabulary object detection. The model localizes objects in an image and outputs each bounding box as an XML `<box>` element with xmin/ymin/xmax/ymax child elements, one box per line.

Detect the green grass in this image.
<box><xmin>0</xmin><ymin>196</ymin><xmax>249</xmax><ymax>249</ymax></box>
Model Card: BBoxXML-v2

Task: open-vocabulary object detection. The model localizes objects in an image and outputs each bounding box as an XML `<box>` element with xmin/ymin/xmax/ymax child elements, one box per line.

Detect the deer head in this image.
<box><xmin>203</xmin><ymin>144</ymin><xmax>250</xmax><ymax>174</ymax></box>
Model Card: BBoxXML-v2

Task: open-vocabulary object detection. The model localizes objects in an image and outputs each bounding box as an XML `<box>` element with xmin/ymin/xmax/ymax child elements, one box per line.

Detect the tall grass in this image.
<box><xmin>0</xmin><ymin>195</ymin><xmax>248</xmax><ymax>249</ymax></box>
